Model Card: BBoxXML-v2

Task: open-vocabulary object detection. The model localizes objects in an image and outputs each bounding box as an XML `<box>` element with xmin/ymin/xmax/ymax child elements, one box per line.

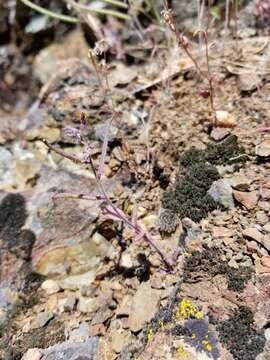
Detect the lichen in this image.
<box><xmin>184</xmin><ymin>318</ymin><xmax>220</xmax><ymax>359</ymax></box>
<box><xmin>217</xmin><ymin>306</ymin><xmax>265</xmax><ymax>360</ymax></box>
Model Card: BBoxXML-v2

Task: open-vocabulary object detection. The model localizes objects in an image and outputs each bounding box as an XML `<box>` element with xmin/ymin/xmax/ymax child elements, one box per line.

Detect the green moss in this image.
<box><xmin>218</xmin><ymin>307</ymin><xmax>265</xmax><ymax>360</ymax></box>
<box><xmin>183</xmin><ymin>247</ymin><xmax>253</xmax><ymax>292</ymax></box>
<box><xmin>219</xmin><ymin>264</ymin><xmax>253</xmax><ymax>292</ymax></box>
<box><xmin>162</xmin><ymin>164</ymin><xmax>220</xmax><ymax>222</ymax></box>
<box><xmin>180</xmin><ymin>135</ymin><xmax>246</xmax><ymax>168</ymax></box>
<box><xmin>162</xmin><ymin>136</ymin><xmax>246</xmax><ymax>223</ymax></box>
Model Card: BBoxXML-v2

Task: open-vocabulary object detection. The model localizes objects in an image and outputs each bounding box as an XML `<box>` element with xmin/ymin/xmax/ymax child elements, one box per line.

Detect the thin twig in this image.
<box><xmin>194</xmin><ymin>29</ymin><xmax>217</xmax><ymax>125</ymax></box>
<box><xmin>67</xmin><ymin>0</ymin><xmax>131</xmax><ymax>20</ymax></box>
<box><xmin>20</xmin><ymin>0</ymin><xmax>79</xmax><ymax>23</ymax></box>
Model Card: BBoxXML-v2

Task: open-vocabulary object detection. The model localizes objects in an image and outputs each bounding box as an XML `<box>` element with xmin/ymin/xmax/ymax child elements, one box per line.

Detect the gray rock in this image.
<box><xmin>30</xmin><ymin>311</ymin><xmax>54</xmax><ymax>330</ymax></box>
<box><xmin>0</xmin><ymin>147</ymin><xmax>13</xmax><ymax>187</ymax></box>
<box><xmin>27</xmin><ymin>166</ymin><xmax>116</xmax><ymax>277</ymax></box>
<box><xmin>208</xmin><ymin>179</ymin><xmax>235</xmax><ymax>209</ymax></box>
<box><xmin>69</xmin><ymin>323</ymin><xmax>90</xmax><ymax>342</ymax></box>
<box><xmin>42</xmin><ymin>338</ymin><xmax>99</xmax><ymax>360</ymax></box>
<box><xmin>0</xmin><ymin>287</ymin><xmax>19</xmax><ymax>324</ymax></box>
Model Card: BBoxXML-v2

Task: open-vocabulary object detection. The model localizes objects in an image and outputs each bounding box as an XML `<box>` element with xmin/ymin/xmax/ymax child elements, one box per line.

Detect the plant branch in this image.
<box><xmin>67</xmin><ymin>0</ymin><xmax>131</xmax><ymax>20</ymax></box>
<box><xmin>20</xmin><ymin>0</ymin><xmax>79</xmax><ymax>23</ymax></box>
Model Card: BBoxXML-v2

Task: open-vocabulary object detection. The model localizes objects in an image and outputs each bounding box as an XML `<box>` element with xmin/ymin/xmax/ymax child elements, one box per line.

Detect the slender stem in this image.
<box><xmin>223</xmin><ymin>0</ymin><xmax>230</xmax><ymax>52</ymax></box>
<box><xmin>196</xmin><ymin>29</ymin><xmax>217</xmax><ymax>125</ymax></box>
<box><xmin>97</xmin><ymin>0</ymin><xmax>128</xmax><ymax>9</ymax></box>
<box><xmin>234</xmin><ymin>0</ymin><xmax>239</xmax><ymax>52</ymax></box>
<box><xmin>20</xmin><ymin>0</ymin><xmax>79</xmax><ymax>23</ymax></box>
<box><xmin>68</xmin><ymin>0</ymin><xmax>131</xmax><ymax>20</ymax></box>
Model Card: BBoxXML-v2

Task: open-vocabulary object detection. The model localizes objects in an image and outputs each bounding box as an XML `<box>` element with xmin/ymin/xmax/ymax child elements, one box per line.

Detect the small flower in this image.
<box><xmin>147</xmin><ymin>328</ymin><xmax>154</xmax><ymax>344</ymax></box>
<box><xmin>176</xmin><ymin>299</ymin><xmax>201</xmax><ymax>320</ymax></box>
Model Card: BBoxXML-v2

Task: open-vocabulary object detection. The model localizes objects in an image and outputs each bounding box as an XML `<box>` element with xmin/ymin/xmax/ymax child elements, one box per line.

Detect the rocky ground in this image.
<box><xmin>1</xmin><ymin>1</ymin><xmax>270</xmax><ymax>360</ymax></box>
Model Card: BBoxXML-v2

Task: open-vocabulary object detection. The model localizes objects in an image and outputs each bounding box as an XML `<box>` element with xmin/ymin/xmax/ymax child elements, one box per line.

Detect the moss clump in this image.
<box><xmin>162</xmin><ymin>163</ymin><xmax>220</xmax><ymax>222</ymax></box>
<box><xmin>183</xmin><ymin>247</ymin><xmax>222</xmax><ymax>282</ymax></box>
<box><xmin>220</xmin><ymin>264</ymin><xmax>253</xmax><ymax>292</ymax></box>
<box><xmin>162</xmin><ymin>136</ymin><xmax>246</xmax><ymax>223</ymax></box>
<box><xmin>217</xmin><ymin>307</ymin><xmax>265</xmax><ymax>360</ymax></box>
<box><xmin>183</xmin><ymin>247</ymin><xmax>253</xmax><ymax>292</ymax></box>
<box><xmin>180</xmin><ymin>135</ymin><xmax>246</xmax><ymax>167</ymax></box>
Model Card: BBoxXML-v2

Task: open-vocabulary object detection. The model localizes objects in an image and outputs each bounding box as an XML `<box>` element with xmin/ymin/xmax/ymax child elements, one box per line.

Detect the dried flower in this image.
<box><xmin>80</xmin><ymin>112</ymin><xmax>87</xmax><ymax>129</ymax></box>
<box><xmin>64</xmin><ymin>127</ymin><xmax>82</xmax><ymax>144</ymax></box>
<box><xmin>93</xmin><ymin>39</ymin><xmax>110</xmax><ymax>57</ymax></box>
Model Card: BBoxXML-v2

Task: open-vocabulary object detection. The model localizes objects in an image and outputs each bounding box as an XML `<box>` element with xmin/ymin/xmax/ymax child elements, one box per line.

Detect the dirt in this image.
<box><xmin>1</xmin><ymin>1</ymin><xmax>270</xmax><ymax>359</ymax></box>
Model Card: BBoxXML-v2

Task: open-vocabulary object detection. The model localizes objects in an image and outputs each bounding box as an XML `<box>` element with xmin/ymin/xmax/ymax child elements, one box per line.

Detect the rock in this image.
<box><xmin>0</xmin><ymin>287</ymin><xmax>19</xmax><ymax>324</ymax></box>
<box><xmin>243</xmin><ymin>227</ymin><xmax>263</xmax><ymax>243</ymax></box>
<box><xmin>30</xmin><ymin>311</ymin><xmax>54</xmax><ymax>329</ymax></box>
<box><xmin>119</xmin><ymin>253</ymin><xmax>133</xmax><ymax>268</ymax></box>
<box><xmin>238</xmin><ymin>71</ymin><xmax>261</xmax><ymax>92</ymax></box>
<box><xmin>0</xmin><ymin>147</ymin><xmax>13</xmax><ymax>188</ymax></box>
<box><xmin>181</xmin><ymin>218</ymin><xmax>201</xmax><ymax>239</ymax></box>
<box><xmin>58</xmin><ymin>293</ymin><xmax>76</xmax><ymax>312</ymax></box>
<box><xmin>34</xmin><ymin>30</ymin><xmax>90</xmax><ymax>84</ymax></box>
<box><xmin>215</xmin><ymin>110</ymin><xmax>236</xmax><ymax>128</ymax></box>
<box><xmin>210</xmin><ymin>127</ymin><xmax>230</xmax><ymax>141</ymax></box>
<box><xmin>142</xmin><ymin>214</ymin><xmax>158</xmax><ymax>229</ymax></box>
<box><xmin>233</xmin><ymin>190</ymin><xmax>258</xmax><ymax>209</ymax></box>
<box><xmin>263</xmin><ymin>223</ymin><xmax>270</xmax><ymax>233</ymax></box>
<box><xmin>108</xmin><ymin>63</ymin><xmax>138</xmax><ymax>87</ymax></box>
<box><xmin>256</xmin><ymin>140</ymin><xmax>270</xmax><ymax>157</ymax></box>
<box><xmin>247</xmin><ymin>240</ymin><xmax>260</xmax><ymax>253</ymax></box>
<box><xmin>28</xmin><ymin>167</ymin><xmax>116</xmax><ymax>277</ymax></box>
<box><xmin>261</xmin><ymin>256</ymin><xmax>270</xmax><ymax>269</ymax></box>
<box><xmin>229</xmin><ymin>174</ymin><xmax>251</xmax><ymax>191</ymax></box>
<box><xmin>21</xmin><ymin>348</ymin><xmax>42</xmax><ymax>360</ymax></box>
<box><xmin>41</xmin><ymin>280</ymin><xmax>60</xmax><ymax>295</ymax></box>
<box><xmin>95</xmin><ymin>122</ymin><xmax>119</xmax><ymax>143</ymax></box>
<box><xmin>115</xmin><ymin>295</ymin><xmax>132</xmax><ymax>316</ymax></box>
<box><xmin>26</xmin><ymin>127</ymin><xmax>60</xmax><ymax>143</ymax></box>
<box><xmin>77</xmin><ymin>297</ymin><xmax>99</xmax><ymax>313</ymax></box>
<box><xmin>256</xmin><ymin>211</ymin><xmax>269</xmax><ymax>225</ymax></box>
<box><xmin>255</xmin><ymin>257</ymin><xmax>270</xmax><ymax>274</ymax></box>
<box><xmin>228</xmin><ymin>259</ymin><xmax>238</xmax><ymax>269</ymax></box>
<box><xmin>91</xmin><ymin>307</ymin><xmax>114</xmax><ymax>326</ymax></box>
<box><xmin>110</xmin><ymin>329</ymin><xmax>130</xmax><ymax>353</ymax></box>
<box><xmin>212</xmin><ymin>226</ymin><xmax>234</xmax><ymax>238</ymax></box>
<box><xmin>264</xmin><ymin>328</ymin><xmax>270</xmax><ymax>341</ymax></box>
<box><xmin>208</xmin><ymin>179</ymin><xmax>235</xmax><ymax>209</ymax></box>
<box><xmin>41</xmin><ymin>338</ymin><xmax>99</xmax><ymax>360</ymax></box>
<box><xmin>128</xmin><ymin>281</ymin><xmax>162</xmax><ymax>332</ymax></box>
<box><xmin>58</xmin><ymin>271</ymin><xmax>96</xmax><ymax>291</ymax></box>
<box><xmin>69</xmin><ymin>322</ymin><xmax>90</xmax><ymax>342</ymax></box>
